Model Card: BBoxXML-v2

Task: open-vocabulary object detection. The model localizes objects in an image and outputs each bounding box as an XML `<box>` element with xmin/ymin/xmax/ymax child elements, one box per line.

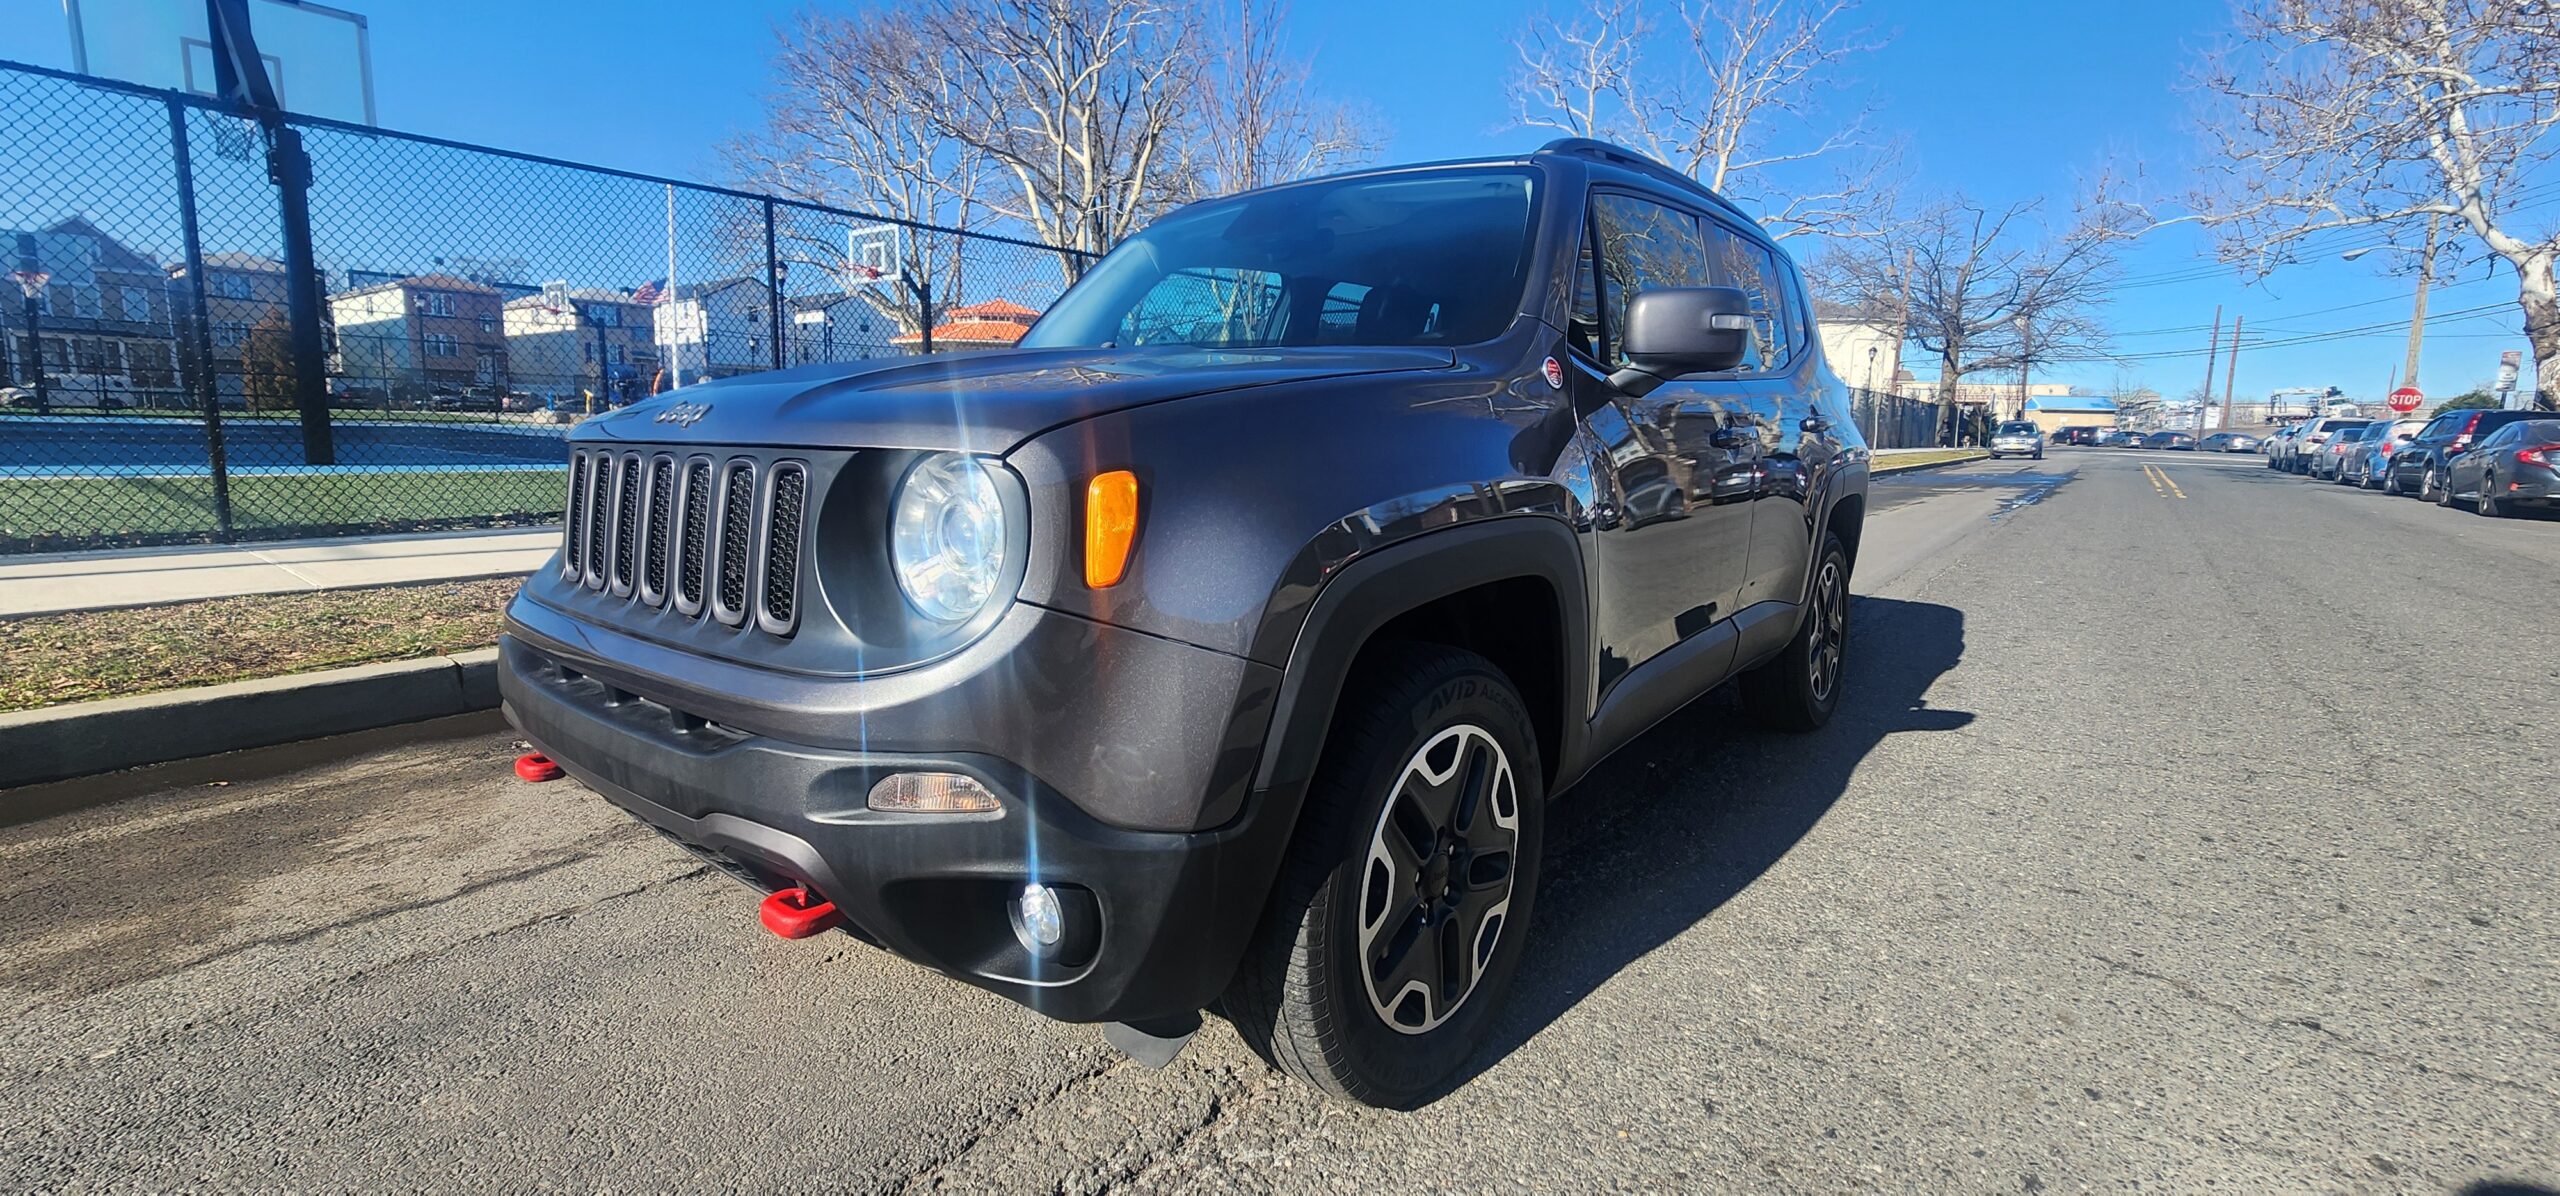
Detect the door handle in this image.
<box><xmin>1801</xmin><ymin>415</ymin><xmax>1832</xmax><ymax>434</ymax></box>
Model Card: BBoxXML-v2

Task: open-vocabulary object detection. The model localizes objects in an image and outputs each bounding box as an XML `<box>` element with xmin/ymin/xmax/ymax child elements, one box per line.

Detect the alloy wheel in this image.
<box><xmin>1807</xmin><ymin>556</ymin><xmax>1847</xmax><ymax>703</ymax></box>
<box><xmin>1357</xmin><ymin>725</ymin><xmax>1520</xmax><ymax>1035</ymax></box>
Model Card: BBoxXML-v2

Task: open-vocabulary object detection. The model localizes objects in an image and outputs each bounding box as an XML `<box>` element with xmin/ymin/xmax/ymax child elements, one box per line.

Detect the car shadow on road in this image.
<box><xmin>1439</xmin><ymin>594</ymin><xmax>1973</xmax><ymax>1100</ymax></box>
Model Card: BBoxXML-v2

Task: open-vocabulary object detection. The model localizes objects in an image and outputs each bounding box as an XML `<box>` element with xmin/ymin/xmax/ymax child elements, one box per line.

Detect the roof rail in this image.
<box><xmin>1535</xmin><ymin>137</ymin><xmax>1757</xmax><ymax>225</ymax></box>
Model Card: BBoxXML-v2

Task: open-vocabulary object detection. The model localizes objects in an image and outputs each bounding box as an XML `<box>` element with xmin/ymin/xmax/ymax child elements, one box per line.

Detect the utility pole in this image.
<box><xmin>2219</xmin><ymin>315</ymin><xmax>2243</xmax><ymax>429</ymax></box>
<box><xmin>2199</xmin><ymin>305</ymin><xmax>2222</xmax><ymax>434</ymax></box>
<box><xmin>2402</xmin><ymin>214</ymin><xmax>2438</xmax><ymax>392</ymax></box>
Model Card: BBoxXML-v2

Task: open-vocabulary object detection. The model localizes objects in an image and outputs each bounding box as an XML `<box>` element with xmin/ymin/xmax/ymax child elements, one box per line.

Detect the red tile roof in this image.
<box><xmin>891</xmin><ymin>319</ymin><xmax>1031</xmax><ymax>347</ymax></box>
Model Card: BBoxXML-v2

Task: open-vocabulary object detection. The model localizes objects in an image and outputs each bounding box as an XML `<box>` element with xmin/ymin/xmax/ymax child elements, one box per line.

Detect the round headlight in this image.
<box><xmin>891</xmin><ymin>453</ymin><xmax>1008</xmax><ymax>623</ymax></box>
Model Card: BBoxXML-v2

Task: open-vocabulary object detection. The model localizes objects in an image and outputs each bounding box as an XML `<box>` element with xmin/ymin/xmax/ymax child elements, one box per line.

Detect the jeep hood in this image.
<box><xmin>575</xmin><ymin>345</ymin><xmax>1458</xmax><ymax>454</ymax></box>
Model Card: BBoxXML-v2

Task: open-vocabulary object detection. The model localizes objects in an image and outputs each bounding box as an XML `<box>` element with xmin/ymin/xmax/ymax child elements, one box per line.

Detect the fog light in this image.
<box><xmin>1015</xmin><ymin>883</ymin><xmax>1064</xmax><ymax>947</ymax></box>
<box><xmin>867</xmin><ymin>772</ymin><xmax>999</xmax><ymax>813</ymax></box>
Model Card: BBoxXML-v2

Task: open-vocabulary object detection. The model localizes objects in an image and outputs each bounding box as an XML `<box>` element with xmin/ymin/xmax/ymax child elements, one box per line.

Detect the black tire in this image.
<box><xmin>2478</xmin><ymin>473</ymin><xmax>2505</xmax><ymax>517</ymax></box>
<box><xmin>1223</xmin><ymin>643</ymin><xmax>1545</xmax><ymax>1108</ymax></box>
<box><xmin>1740</xmin><ymin>531</ymin><xmax>1850</xmax><ymax>732</ymax></box>
<box><xmin>2433</xmin><ymin>467</ymin><xmax>2457</xmax><ymax>507</ymax></box>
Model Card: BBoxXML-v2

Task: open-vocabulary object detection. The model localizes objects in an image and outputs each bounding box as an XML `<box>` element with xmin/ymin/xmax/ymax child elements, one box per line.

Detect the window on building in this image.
<box><xmin>479</xmin><ymin>314</ymin><xmax>496</xmax><ymax>334</ymax></box>
<box><xmin>425</xmin><ymin>333</ymin><xmax>458</xmax><ymax>356</ymax></box>
<box><xmin>211</xmin><ymin>274</ymin><xmax>256</xmax><ymax>300</ymax></box>
<box><xmin>611</xmin><ymin>344</ymin><xmax>627</xmax><ymax>365</ymax></box>
<box><xmin>419</xmin><ymin>292</ymin><xmax>456</xmax><ymax>318</ymax></box>
<box><xmin>110</xmin><ymin>285</ymin><xmax>150</xmax><ymax>322</ymax></box>
<box><xmin>213</xmin><ymin>321</ymin><xmax>249</xmax><ymax>349</ymax></box>
<box><xmin>67</xmin><ymin>286</ymin><xmax>101</xmax><ymax>319</ymax></box>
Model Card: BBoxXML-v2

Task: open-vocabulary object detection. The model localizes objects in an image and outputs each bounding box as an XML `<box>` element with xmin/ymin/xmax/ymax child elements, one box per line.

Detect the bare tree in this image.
<box><xmin>1814</xmin><ymin>196</ymin><xmax>2125</xmax><ymax>405</ymax></box>
<box><xmin>2189</xmin><ymin>0</ymin><xmax>2560</xmax><ymax>408</ymax></box>
<box><xmin>1180</xmin><ymin>0</ymin><xmax>1379</xmax><ymax>199</ymax></box>
<box><xmin>1511</xmin><ymin>0</ymin><xmax>1891</xmax><ymax>241</ymax></box>
<box><xmin>916</xmin><ymin>0</ymin><xmax>1198</xmax><ymax>276</ymax></box>
<box><xmin>726</xmin><ymin>11</ymin><xmax>994</xmax><ymax>336</ymax></box>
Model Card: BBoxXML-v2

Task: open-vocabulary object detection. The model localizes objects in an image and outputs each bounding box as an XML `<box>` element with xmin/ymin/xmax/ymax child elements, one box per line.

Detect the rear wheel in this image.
<box><xmin>1741</xmin><ymin>532</ymin><xmax>1850</xmax><ymax>732</ymax></box>
<box><xmin>2478</xmin><ymin>473</ymin><xmax>2505</xmax><ymax>517</ymax></box>
<box><xmin>2427</xmin><ymin>467</ymin><xmax>2451</xmax><ymax>505</ymax></box>
<box><xmin>1224</xmin><ymin>644</ymin><xmax>1544</xmax><ymax>1108</ymax></box>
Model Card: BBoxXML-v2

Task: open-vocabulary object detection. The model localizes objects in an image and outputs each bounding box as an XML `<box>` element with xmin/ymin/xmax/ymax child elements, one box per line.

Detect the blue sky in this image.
<box><xmin>4</xmin><ymin>0</ymin><xmax>2541</xmax><ymax>401</ymax></box>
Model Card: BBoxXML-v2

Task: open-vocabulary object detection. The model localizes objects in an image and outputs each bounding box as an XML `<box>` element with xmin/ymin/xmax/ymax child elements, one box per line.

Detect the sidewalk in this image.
<box><xmin>0</xmin><ymin>525</ymin><xmax>558</xmax><ymax>618</ymax></box>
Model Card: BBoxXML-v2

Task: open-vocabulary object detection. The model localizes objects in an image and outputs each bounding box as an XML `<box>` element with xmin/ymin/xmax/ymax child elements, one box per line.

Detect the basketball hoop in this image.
<box><xmin>11</xmin><ymin>270</ymin><xmax>49</xmax><ymax>300</ymax></box>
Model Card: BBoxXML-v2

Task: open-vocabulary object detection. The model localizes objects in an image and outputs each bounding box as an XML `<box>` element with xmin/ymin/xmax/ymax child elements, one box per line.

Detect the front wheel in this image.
<box><xmin>2432</xmin><ymin>468</ymin><xmax>2456</xmax><ymax>507</ymax></box>
<box><xmin>1224</xmin><ymin>644</ymin><xmax>1544</xmax><ymax>1108</ymax></box>
<box><xmin>2479</xmin><ymin>475</ymin><xmax>2505</xmax><ymax>517</ymax></box>
<box><xmin>1741</xmin><ymin>532</ymin><xmax>1850</xmax><ymax>732</ymax></box>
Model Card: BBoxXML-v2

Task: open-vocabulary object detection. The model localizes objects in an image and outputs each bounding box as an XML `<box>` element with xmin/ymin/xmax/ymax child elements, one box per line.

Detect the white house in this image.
<box><xmin>652</xmin><ymin>276</ymin><xmax>772</xmax><ymax>382</ymax></box>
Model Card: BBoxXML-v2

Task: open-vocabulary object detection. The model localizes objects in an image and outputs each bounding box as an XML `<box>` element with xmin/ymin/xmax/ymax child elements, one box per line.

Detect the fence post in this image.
<box><xmin>264</xmin><ymin>122</ymin><xmax>335</xmax><ymax>465</ymax></box>
<box><xmin>918</xmin><ymin>278</ymin><xmax>934</xmax><ymax>356</ymax></box>
<box><xmin>763</xmin><ymin>198</ymin><xmax>784</xmax><ymax>370</ymax></box>
<box><xmin>169</xmin><ymin>99</ymin><xmax>234</xmax><ymax>542</ymax></box>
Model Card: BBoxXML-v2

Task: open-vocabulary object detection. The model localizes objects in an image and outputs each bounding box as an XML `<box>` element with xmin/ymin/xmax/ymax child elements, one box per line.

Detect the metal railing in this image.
<box><xmin>0</xmin><ymin>59</ymin><xmax>1092</xmax><ymax>554</ymax></box>
<box><xmin>1849</xmin><ymin>387</ymin><xmax>1951</xmax><ymax>450</ymax></box>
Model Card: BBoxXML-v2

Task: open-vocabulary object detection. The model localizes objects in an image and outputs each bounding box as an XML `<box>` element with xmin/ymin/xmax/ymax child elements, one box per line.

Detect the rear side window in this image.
<box><xmin>2474</xmin><ymin>410</ymin><xmax>2537</xmax><ymax>437</ymax></box>
<box><xmin>1590</xmin><ymin>193</ymin><xmax>1711</xmax><ymax>368</ymax></box>
<box><xmin>2476</xmin><ymin>423</ymin><xmax>2523</xmax><ymax>449</ymax></box>
<box><xmin>1701</xmin><ymin>221</ymin><xmax>1791</xmax><ymax>369</ymax></box>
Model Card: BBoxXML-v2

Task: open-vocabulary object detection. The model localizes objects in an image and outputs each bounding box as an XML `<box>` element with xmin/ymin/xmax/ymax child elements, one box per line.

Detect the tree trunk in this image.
<box><xmin>2522</xmin><ymin>252</ymin><xmax>2560</xmax><ymax>411</ymax></box>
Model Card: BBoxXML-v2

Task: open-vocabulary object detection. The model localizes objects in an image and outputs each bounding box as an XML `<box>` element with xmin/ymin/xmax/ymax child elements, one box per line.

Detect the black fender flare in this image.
<box><xmin>1249</xmin><ymin>514</ymin><xmax>1593</xmax><ymax>800</ymax></box>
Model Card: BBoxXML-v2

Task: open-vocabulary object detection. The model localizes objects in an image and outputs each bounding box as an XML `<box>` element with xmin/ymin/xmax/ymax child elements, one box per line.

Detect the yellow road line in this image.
<box><xmin>2157</xmin><ymin>465</ymin><xmax>2187</xmax><ymax>499</ymax></box>
<box><xmin>2140</xmin><ymin>462</ymin><xmax>2187</xmax><ymax>499</ymax></box>
<box><xmin>2142</xmin><ymin>463</ymin><xmax>2167</xmax><ymax>496</ymax></box>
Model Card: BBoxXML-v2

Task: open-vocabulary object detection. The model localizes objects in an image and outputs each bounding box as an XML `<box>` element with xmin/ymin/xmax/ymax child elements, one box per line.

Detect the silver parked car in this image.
<box><xmin>2287</xmin><ymin>417</ymin><xmax>2373</xmax><ymax>475</ymax></box>
<box><xmin>2340</xmin><ymin>418</ymin><xmax>2426</xmax><ymax>488</ymax></box>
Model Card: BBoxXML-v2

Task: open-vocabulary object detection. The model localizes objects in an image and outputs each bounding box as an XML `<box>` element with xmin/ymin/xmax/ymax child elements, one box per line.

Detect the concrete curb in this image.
<box><xmin>1872</xmin><ymin>451</ymin><xmax>1990</xmax><ymax>477</ymax></box>
<box><xmin>0</xmin><ymin>647</ymin><xmax>501</xmax><ymax>790</ymax></box>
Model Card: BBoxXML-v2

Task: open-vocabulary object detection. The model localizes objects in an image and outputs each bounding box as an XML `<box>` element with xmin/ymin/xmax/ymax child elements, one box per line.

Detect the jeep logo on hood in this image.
<box><xmin>654</xmin><ymin>400</ymin><xmax>712</xmax><ymax>428</ymax></box>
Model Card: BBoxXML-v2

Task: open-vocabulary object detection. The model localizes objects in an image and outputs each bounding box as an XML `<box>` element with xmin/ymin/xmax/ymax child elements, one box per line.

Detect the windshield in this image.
<box><xmin>1998</xmin><ymin>423</ymin><xmax>2038</xmax><ymax>435</ymax></box>
<box><xmin>1021</xmin><ymin>169</ymin><xmax>1539</xmax><ymax>351</ymax></box>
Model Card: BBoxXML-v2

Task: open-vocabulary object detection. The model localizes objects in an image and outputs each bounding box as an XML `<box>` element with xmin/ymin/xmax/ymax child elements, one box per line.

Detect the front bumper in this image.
<box><xmin>499</xmin><ymin>597</ymin><xmax>1294</xmax><ymax>1024</ymax></box>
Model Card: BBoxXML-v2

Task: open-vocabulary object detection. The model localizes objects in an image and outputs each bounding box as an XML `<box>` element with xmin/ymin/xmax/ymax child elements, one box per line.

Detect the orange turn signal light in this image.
<box><xmin>1085</xmin><ymin>470</ymin><xmax>1140</xmax><ymax>588</ymax></box>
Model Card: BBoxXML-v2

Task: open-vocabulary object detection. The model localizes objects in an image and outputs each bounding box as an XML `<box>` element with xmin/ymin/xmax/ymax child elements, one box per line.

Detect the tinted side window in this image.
<box><xmin>2475</xmin><ymin>410</ymin><xmax>2535</xmax><ymax>437</ymax></box>
<box><xmin>1701</xmin><ymin>220</ymin><xmax>1788</xmax><ymax>369</ymax></box>
<box><xmin>1590</xmin><ymin>193</ymin><xmax>1710</xmax><ymax>367</ymax></box>
<box><xmin>2475</xmin><ymin>423</ymin><xmax>2521</xmax><ymax>449</ymax></box>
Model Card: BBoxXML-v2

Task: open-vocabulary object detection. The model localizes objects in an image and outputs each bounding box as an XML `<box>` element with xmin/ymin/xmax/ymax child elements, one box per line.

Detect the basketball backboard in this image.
<box><xmin>66</xmin><ymin>0</ymin><xmax>376</xmax><ymax>125</ymax></box>
<box><xmin>844</xmin><ymin>223</ymin><xmax>905</xmax><ymax>288</ymax></box>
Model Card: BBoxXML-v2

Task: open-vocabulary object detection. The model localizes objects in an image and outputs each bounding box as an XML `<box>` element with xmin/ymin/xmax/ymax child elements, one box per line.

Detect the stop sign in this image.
<box><xmin>2388</xmin><ymin>386</ymin><xmax>2424</xmax><ymax>413</ymax></box>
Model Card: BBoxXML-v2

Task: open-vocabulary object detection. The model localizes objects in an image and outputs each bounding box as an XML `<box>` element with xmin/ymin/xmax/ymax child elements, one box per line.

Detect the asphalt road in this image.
<box><xmin>5</xmin><ymin>447</ymin><xmax>2555</xmax><ymax>1192</ymax></box>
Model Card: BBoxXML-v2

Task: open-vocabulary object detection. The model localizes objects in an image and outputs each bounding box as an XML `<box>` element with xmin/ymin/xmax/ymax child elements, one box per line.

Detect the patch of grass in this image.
<box><xmin>1872</xmin><ymin>448</ymin><xmax>1988</xmax><ymax>472</ymax></box>
<box><xmin>0</xmin><ymin>469</ymin><xmax>565</xmax><ymax>553</ymax></box>
<box><xmin>0</xmin><ymin>577</ymin><xmax>520</xmax><ymax>713</ymax></box>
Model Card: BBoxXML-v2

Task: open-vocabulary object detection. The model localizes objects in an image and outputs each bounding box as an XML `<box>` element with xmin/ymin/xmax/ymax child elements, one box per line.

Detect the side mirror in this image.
<box><xmin>1608</xmin><ymin>286</ymin><xmax>1752</xmax><ymax>398</ymax></box>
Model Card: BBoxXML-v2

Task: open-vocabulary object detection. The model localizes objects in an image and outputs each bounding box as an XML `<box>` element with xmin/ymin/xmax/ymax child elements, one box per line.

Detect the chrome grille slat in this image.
<box><xmin>640</xmin><ymin>455</ymin><xmax>675</xmax><ymax>607</ymax></box>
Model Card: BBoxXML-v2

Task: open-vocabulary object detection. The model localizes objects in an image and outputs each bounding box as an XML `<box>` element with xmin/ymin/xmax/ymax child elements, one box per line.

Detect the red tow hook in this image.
<box><xmin>513</xmin><ymin>753</ymin><xmax>565</xmax><ymax>782</ymax></box>
<box><xmin>759</xmin><ymin>887</ymin><xmax>843</xmax><ymax>940</ymax></box>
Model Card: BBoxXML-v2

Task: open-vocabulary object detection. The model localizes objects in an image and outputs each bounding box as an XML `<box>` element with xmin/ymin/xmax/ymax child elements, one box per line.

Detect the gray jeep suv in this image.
<box><xmin>500</xmin><ymin>139</ymin><xmax>1871</xmax><ymax>1107</ymax></box>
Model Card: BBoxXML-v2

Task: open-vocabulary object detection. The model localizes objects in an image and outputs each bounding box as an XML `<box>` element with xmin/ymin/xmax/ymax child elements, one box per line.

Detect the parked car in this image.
<box><xmin>2306</xmin><ymin>422</ymin><xmax>2370</xmax><ymax>479</ymax></box>
<box><xmin>497</xmin><ymin>140</ymin><xmax>1872</xmax><ymax>1106</ymax></box>
<box><xmin>2263</xmin><ymin>422</ymin><xmax>2305</xmax><ymax>468</ymax></box>
<box><xmin>2439</xmin><ymin>417</ymin><xmax>2560</xmax><ymax>516</ymax></box>
<box><xmin>2284</xmin><ymin>417</ymin><xmax>2372</xmax><ymax>474</ymax></box>
<box><xmin>2096</xmin><ymin>428</ymin><xmax>2138</xmax><ymax>447</ymax></box>
<box><xmin>2054</xmin><ymin>425</ymin><xmax>2101</xmax><ymax>446</ymax></box>
<box><xmin>500</xmin><ymin>390</ymin><xmax>544</xmax><ymax>413</ymax></box>
<box><xmin>2143</xmin><ymin>431</ymin><xmax>2198</xmax><ymax>450</ymax></box>
<box><xmin>2384</xmin><ymin>407</ymin><xmax>2553</xmax><ymax>499</ymax></box>
<box><xmin>1989</xmin><ymin>420</ymin><xmax>2045</xmax><ymax>460</ymax></box>
<box><xmin>2340</xmin><ymin>418</ymin><xmax>2425</xmax><ymax>488</ymax></box>
<box><xmin>2200</xmin><ymin>432</ymin><xmax>2260</xmax><ymax>453</ymax></box>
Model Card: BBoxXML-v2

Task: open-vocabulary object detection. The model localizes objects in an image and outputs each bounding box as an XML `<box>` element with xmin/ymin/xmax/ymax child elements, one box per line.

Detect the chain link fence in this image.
<box><xmin>0</xmin><ymin>60</ymin><xmax>1089</xmax><ymax>555</ymax></box>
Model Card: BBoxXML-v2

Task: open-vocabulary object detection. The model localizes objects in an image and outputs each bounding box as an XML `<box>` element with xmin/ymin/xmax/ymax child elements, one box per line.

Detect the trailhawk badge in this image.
<box><xmin>1542</xmin><ymin>356</ymin><xmax>1565</xmax><ymax>390</ymax></box>
<box><xmin>654</xmin><ymin>400</ymin><xmax>712</xmax><ymax>428</ymax></box>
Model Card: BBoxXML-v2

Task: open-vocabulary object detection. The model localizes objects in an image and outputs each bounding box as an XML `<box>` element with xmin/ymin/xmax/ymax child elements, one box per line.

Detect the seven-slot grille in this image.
<box><xmin>561</xmin><ymin>447</ymin><xmax>808</xmax><ymax>636</ymax></box>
